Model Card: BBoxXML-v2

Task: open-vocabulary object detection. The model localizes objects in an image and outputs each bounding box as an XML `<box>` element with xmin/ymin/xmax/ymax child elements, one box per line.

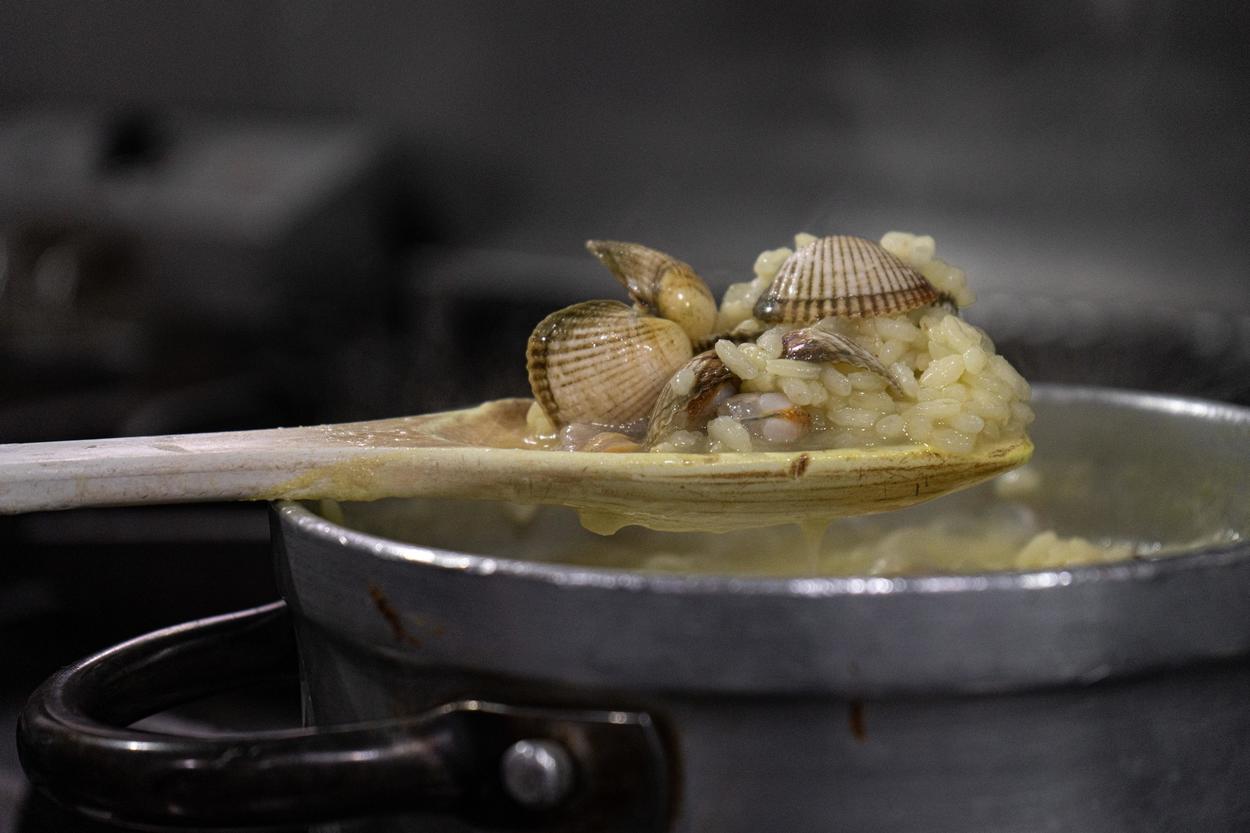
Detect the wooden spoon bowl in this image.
<box><xmin>0</xmin><ymin>398</ymin><xmax>1032</xmax><ymax>532</ymax></box>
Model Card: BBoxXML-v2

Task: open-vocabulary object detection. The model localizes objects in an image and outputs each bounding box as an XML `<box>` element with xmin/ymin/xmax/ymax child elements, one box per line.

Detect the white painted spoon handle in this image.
<box><xmin>0</xmin><ymin>425</ymin><xmax>375</xmax><ymax>514</ymax></box>
<box><xmin>0</xmin><ymin>400</ymin><xmax>536</xmax><ymax>515</ymax></box>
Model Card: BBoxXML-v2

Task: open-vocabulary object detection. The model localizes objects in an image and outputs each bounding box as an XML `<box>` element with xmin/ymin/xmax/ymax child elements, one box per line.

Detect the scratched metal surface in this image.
<box><xmin>276</xmin><ymin>387</ymin><xmax>1250</xmax><ymax>832</ymax></box>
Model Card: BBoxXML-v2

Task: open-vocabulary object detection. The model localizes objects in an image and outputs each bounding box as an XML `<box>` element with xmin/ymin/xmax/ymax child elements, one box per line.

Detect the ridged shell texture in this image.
<box><xmin>781</xmin><ymin>328</ymin><xmax>901</xmax><ymax>394</ymax></box>
<box><xmin>754</xmin><ymin>235</ymin><xmax>939</xmax><ymax>323</ymax></box>
<box><xmin>527</xmin><ymin>300</ymin><xmax>694</xmax><ymax>426</ymax></box>
<box><xmin>585</xmin><ymin>240</ymin><xmax>717</xmax><ymax>341</ymax></box>
<box><xmin>645</xmin><ymin>351</ymin><xmax>737</xmax><ymax>445</ymax></box>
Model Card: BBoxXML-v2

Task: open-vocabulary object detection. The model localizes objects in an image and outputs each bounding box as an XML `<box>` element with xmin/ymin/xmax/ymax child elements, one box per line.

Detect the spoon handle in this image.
<box><xmin>0</xmin><ymin>425</ymin><xmax>373</xmax><ymax>514</ymax></box>
<box><xmin>0</xmin><ymin>400</ymin><xmax>536</xmax><ymax>515</ymax></box>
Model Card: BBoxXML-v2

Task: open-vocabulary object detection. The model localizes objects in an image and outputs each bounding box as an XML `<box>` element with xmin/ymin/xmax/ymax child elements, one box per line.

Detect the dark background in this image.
<box><xmin>1</xmin><ymin>2</ymin><xmax>1248</xmax><ymax>829</ymax></box>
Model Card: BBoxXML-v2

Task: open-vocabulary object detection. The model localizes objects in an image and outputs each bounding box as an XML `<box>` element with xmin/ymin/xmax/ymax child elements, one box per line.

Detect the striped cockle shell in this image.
<box><xmin>527</xmin><ymin>300</ymin><xmax>694</xmax><ymax>427</ymax></box>
<box><xmin>586</xmin><ymin>240</ymin><xmax>718</xmax><ymax>341</ymax></box>
<box><xmin>781</xmin><ymin>328</ymin><xmax>904</xmax><ymax>396</ymax></box>
<box><xmin>645</xmin><ymin>351</ymin><xmax>739</xmax><ymax>447</ymax></box>
<box><xmin>754</xmin><ymin>235</ymin><xmax>939</xmax><ymax>323</ymax></box>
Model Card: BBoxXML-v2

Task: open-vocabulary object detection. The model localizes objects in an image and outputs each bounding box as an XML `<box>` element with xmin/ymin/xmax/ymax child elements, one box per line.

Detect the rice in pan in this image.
<box><xmin>651</xmin><ymin>231</ymin><xmax>1032</xmax><ymax>454</ymax></box>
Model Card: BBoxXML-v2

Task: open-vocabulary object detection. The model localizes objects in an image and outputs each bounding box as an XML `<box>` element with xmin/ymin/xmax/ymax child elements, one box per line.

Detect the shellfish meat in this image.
<box><xmin>754</xmin><ymin>235</ymin><xmax>939</xmax><ymax>323</ymax></box>
<box><xmin>718</xmin><ymin>392</ymin><xmax>812</xmax><ymax>444</ymax></box>
<box><xmin>645</xmin><ymin>351</ymin><xmax>739</xmax><ymax>446</ymax></box>
<box><xmin>527</xmin><ymin>300</ymin><xmax>693</xmax><ymax>427</ymax></box>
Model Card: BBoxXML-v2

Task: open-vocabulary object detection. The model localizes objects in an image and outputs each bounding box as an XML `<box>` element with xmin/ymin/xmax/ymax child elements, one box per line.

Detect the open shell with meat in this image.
<box><xmin>526</xmin><ymin>300</ymin><xmax>692</xmax><ymax>428</ymax></box>
<box><xmin>526</xmin><ymin>232</ymin><xmax>1032</xmax><ymax>455</ymax></box>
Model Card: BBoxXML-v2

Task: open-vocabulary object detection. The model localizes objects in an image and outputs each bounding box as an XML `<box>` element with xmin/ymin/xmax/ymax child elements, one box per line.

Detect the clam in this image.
<box><xmin>692</xmin><ymin>318</ymin><xmax>764</xmax><ymax>354</ymax></box>
<box><xmin>645</xmin><ymin>352</ymin><xmax>739</xmax><ymax>446</ymax></box>
<box><xmin>754</xmin><ymin>235</ymin><xmax>940</xmax><ymax>323</ymax></box>
<box><xmin>781</xmin><ymin>328</ymin><xmax>903</xmax><ymax>395</ymax></box>
<box><xmin>527</xmin><ymin>300</ymin><xmax>693</xmax><ymax>427</ymax></box>
<box><xmin>934</xmin><ymin>291</ymin><xmax>961</xmax><ymax>315</ymax></box>
<box><xmin>586</xmin><ymin>240</ymin><xmax>718</xmax><ymax>341</ymax></box>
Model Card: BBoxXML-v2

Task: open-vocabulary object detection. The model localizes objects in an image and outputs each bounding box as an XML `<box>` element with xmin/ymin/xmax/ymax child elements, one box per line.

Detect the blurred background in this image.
<box><xmin>1</xmin><ymin>1</ymin><xmax>1248</xmax><ymax>828</ymax></box>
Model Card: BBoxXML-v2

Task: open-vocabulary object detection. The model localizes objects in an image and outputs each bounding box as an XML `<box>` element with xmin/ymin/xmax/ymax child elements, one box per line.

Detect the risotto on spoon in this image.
<box><xmin>525</xmin><ymin>231</ymin><xmax>1033</xmax><ymax>457</ymax></box>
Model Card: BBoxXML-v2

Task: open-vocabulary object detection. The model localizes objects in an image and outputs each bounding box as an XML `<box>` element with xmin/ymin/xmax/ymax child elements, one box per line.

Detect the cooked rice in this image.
<box><xmin>669</xmin><ymin>366</ymin><xmax>697</xmax><ymax>396</ymax></box>
<box><xmin>653</xmin><ymin>230</ymin><xmax>1033</xmax><ymax>454</ymax></box>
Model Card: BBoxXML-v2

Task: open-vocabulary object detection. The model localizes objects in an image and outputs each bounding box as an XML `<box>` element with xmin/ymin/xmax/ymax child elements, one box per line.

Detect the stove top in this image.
<box><xmin>1</xmin><ymin>245</ymin><xmax>1246</xmax><ymax>832</ymax></box>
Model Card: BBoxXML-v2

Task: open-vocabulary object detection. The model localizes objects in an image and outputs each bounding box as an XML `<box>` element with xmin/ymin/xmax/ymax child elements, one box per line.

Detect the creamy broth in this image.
<box><xmin>312</xmin><ymin>383</ymin><xmax>1250</xmax><ymax>576</ymax></box>
<box><xmin>318</xmin><ymin>462</ymin><xmax>1240</xmax><ymax>577</ymax></box>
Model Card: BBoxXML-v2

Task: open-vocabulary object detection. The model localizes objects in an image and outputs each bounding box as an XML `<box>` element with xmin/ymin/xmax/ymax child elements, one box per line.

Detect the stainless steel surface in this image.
<box><xmin>499</xmin><ymin>740</ymin><xmax>575</xmax><ymax>810</ymax></box>
<box><xmin>274</xmin><ymin>385</ymin><xmax>1250</xmax><ymax>832</ymax></box>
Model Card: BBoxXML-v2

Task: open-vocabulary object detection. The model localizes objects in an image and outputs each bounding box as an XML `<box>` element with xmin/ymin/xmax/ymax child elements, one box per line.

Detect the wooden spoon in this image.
<box><xmin>0</xmin><ymin>398</ymin><xmax>1032</xmax><ymax>532</ymax></box>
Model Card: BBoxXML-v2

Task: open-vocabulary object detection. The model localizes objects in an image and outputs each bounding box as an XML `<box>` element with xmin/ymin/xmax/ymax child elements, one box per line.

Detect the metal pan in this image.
<box><xmin>19</xmin><ymin>385</ymin><xmax>1250</xmax><ymax>832</ymax></box>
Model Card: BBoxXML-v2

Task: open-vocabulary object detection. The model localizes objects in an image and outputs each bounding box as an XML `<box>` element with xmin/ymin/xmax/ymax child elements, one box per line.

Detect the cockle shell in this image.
<box><xmin>645</xmin><ymin>351</ymin><xmax>738</xmax><ymax>446</ymax></box>
<box><xmin>754</xmin><ymin>235</ymin><xmax>939</xmax><ymax>323</ymax></box>
<box><xmin>934</xmin><ymin>291</ymin><xmax>961</xmax><ymax>315</ymax></box>
<box><xmin>527</xmin><ymin>300</ymin><xmax>693</xmax><ymax>427</ymax></box>
<box><xmin>781</xmin><ymin>327</ymin><xmax>903</xmax><ymax>395</ymax></box>
<box><xmin>586</xmin><ymin>240</ymin><xmax>718</xmax><ymax>341</ymax></box>
<box><xmin>691</xmin><ymin>318</ymin><xmax>764</xmax><ymax>354</ymax></box>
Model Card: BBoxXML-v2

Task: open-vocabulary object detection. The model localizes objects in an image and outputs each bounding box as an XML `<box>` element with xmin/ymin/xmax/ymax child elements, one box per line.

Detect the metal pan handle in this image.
<box><xmin>17</xmin><ymin>601</ymin><xmax>670</xmax><ymax>831</ymax></box>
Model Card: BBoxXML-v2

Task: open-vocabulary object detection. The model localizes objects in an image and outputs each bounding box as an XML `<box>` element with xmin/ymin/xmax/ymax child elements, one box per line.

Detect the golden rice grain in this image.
<box><xmin>652</xmin><ymin>230</ymin><xmax>1030</xmax><ymax>455</ymax></box>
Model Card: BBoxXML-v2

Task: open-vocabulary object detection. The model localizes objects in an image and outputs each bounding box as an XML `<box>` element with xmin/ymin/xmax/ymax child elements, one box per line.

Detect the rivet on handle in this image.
<box><xmin>500</xmin><ymin>739</ymin><xmax>575</xmax><ymax>809</ymax></box>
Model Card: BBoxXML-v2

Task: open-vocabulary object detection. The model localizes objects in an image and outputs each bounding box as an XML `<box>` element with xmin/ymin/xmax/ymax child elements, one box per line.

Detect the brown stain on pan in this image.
<box><xmin>368</xmin><ymin>583</ymin><xmax>422</xmax><ymax>648</ymax></box>
<box><xmin>848</xmin><ymin>700</ymin><xmax>867</xmax><ymax>743</ymax></box>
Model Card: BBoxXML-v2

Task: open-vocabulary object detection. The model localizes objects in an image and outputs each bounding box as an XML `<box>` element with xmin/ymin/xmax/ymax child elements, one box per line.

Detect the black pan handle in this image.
<box><xmin>17</xmin><ymin>601</ymin><xmax>671</xmax><ymax>831</ymax></box>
